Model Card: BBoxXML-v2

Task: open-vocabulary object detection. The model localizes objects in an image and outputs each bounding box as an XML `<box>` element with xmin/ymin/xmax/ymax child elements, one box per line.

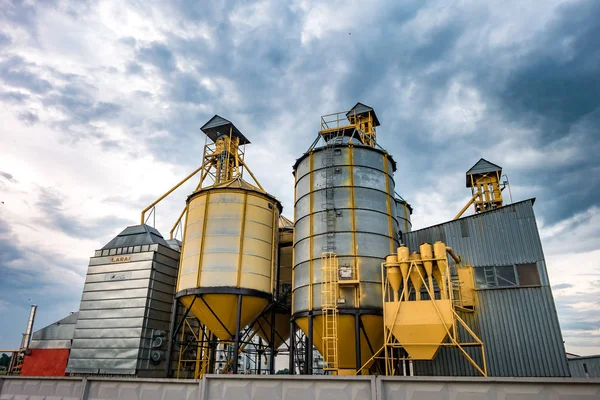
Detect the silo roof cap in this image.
<box><xmin>201</xmin><ymin>114</ymin><xmax>250</xmax><ymax>145</ymax></box>
<box><xmin>346</xmin><ymin>102</ymin><xmax>380</xmax><ymax>127</ymax></box>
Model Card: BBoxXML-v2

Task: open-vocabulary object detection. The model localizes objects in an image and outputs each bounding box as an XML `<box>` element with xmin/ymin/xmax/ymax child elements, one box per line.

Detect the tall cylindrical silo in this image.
<box><xmin>292</xmin><ymin>142</ymin><xmax>399</xmax><ymax>373</ymax></box>
<box><xmin>175</xmin><ymin>178</ymin><xmax>281</xmax><ymax>342</ymax></box>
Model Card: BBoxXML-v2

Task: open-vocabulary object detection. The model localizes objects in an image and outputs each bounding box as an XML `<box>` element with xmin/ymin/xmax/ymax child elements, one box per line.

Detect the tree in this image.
<box><xmin>0</xmin><ymin>353</ymin><xmax>10</xmax><ymax>369</ymax></box>
<box><xmin>276</xmin><ymin>368</ymin><xmax>290</xmax><ymax>375</ymax></box>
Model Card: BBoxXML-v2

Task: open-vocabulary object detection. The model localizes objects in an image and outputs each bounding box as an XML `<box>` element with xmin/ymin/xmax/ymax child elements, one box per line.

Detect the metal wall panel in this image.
<box><xmin>67</xmin><ymin>237</ymin><xmax>180</xmax><ymax>377</ymax></box>
<box><xmin>406</xmin><ymin>200</ymin><xmax>569</xmax><ymax>377</ymax></box>
<box><xmin>569</xmin><ymin>356</ymin><xmax>600</xmax><ymax>378</ymax></box>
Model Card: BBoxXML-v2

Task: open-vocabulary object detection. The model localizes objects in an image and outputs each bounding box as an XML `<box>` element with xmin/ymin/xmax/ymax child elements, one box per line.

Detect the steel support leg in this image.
<box><xmin>233</xmin><ymin>294</ymin><xmax>243</xmax><ymax>374</ymax></box>
<box><xmin>289</xmin><ymin>319</ymin><xmax>296</xmax><ymax>374</ymax></box>
<box><xmin>355</xmin><ymin>312</ymin><xmax>362</xmax><ymax>374</ymax></box>
<box><xmin>307</xmin><ymin>313</ymin><xmax>313</xmax><ymax>375</ymax></box>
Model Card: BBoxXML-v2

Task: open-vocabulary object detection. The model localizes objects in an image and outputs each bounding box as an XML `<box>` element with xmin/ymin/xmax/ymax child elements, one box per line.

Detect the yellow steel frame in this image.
<box><xmin>218</xmin><ymin>330</ymin><xmax>259</xmax><ymax>374</ymax></box>
<box><xmin>380</xmin><ymin>255</ymin><xmax>487</xmax><ymax>376</ymax></box>
<box><xmin>455</xmin><ymin>171</ymin><xmax>503</xmax><ymax>220</ymax></box>
<box><xmin>319</xmin><ymin>110</ymin><xmax>377</xmax><ymax>147</ymax></box>
<box><xmin>321</xmin><ymin>252</ymin><xmax>339</xmax><ymax>374</ymax></box>
<box><xmin>176</xmin><ymin>318</ymin><xmax>211</xmax><ymax>379</ymax></box>
<box><xmin>141</xmin><ymin>123</ymin><xmax>265</xmax><ymax>238</ymax></box>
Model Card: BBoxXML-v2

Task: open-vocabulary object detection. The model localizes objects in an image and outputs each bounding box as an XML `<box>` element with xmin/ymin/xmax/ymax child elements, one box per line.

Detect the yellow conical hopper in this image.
<box><xmin>295</xmin><ymin>314</ymin><xmax>384</xmax><ymax>373</ymax></box>
<box><xmin>254</xmin><ymin>309</ymin><xmax>291</xmax><ymax>349</ymax></box>
<box><xmin>397</xmin><ymin>245</ymin><xmax>410</xmax><ymax>300</ymax></box>
<box><xmin>433</xmin><ymin>241</ymin><xmax>448</xmax><ymax>299</ymax></box>
<box><xmin>419</xmin><ymin>243</ymin><xmax>435</xmax><ymax>297</ymax></box>
<box><xmin>386</xmin><ymin>254</ymin><xmax>401</xmax><ymax>302</ymax></box>
<box><xmin>408</xmin><ymin>252</ymin><xmax>425</xmax><ymax>300</ymax></box>
<box><xmin>384</xmin><ymin>248</ymin><xmax>454</xmax><ymax>360</ymax></box>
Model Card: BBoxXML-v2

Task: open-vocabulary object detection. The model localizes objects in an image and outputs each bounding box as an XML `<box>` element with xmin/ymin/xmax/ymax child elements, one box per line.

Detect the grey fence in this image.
<box><xmin>1</xmin><ymin>375</ymin><xmax>599</xmax><ymax>400</ymax></box>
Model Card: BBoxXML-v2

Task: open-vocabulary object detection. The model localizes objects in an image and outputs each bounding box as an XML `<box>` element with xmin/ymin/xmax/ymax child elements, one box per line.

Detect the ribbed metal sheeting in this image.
<box><xmin>29</xmin><ymin>312</ymin><xmax>78</xmax><ymax>350</ymax></box>
<box><xmin>405</xmin><ymin>200</ymin><xmax>569</xmax><ymax>377</ymax></box>
<box><xmin>569</xmin><ymin>356</ymin><xmax>600</xmax><ymax>378</ymax></box>
<box><xmin>413</xmin><ymin>288</ymin><xmax>569</xmax><ymax>376</ymax></box>
<box><xmin>405</xmin><ymin>199</ymin><xmax>550</xmax><ymax>285</ymax></box>
<box><xmin>67</xmin><ymin>231</ymin><xmax>179</xmax><ymax>377</ymax></box>
<box><xmin>293</xmin><ymin>144</ymin><xmax>399</xmax><ymax>312</ymax></box>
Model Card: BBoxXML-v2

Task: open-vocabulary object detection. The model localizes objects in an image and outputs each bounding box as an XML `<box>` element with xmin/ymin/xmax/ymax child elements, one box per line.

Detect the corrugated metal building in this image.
<box><xmin>20</xmin><ymin>312</ymin><xmax>79</xmax><ymax>376</ymax></box>
<box><xmin>66</xmin><ymin>225</ymin><xmax>179</xmax><ymax>377</ymax></box>
<box><xmin>405</xmin><ymin>199</ymin><xmax>570</xmax><ymax>377</ymax></box>
<box><xmin>568</xmin><ymin>354</ymin><xmax>600</xmax><ymax>378</ymax></box>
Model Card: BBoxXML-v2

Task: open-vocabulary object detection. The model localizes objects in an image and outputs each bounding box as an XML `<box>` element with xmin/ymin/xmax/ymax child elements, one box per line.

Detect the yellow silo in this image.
<box><xmin>176</xmin><ymin>177</ymin><xmax>281</xmax><ymax>340</ymax></box>
<box><xmin>142</xmin><ymin>115</ymin><xmax>284</xmax><ymax>375</ymax></box>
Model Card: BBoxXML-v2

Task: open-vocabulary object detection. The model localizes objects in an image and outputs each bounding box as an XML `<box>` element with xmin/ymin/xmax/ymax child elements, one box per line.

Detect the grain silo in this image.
<box><xmin>170</xmin><ymin>115</ymin><xmax>283</xmax><ymax>375</ymax></box>
<box><xmin>291</xmin><ymin>103</ymin><xmax>405</xmax><ymax>375</ymax></box>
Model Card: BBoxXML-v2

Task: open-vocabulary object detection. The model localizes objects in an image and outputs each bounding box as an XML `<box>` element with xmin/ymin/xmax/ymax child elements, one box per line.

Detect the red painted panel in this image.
<box><xmin>20</xmin><ymin>349</ymin><xmax>70</xmax><ymax>376</ymax></box>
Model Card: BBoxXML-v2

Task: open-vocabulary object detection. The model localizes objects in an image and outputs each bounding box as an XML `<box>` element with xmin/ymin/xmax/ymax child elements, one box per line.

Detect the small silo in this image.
<box><xmin>173</xmin><ymin>116</ymin><xmax>282</xmax><ymax>374</ymax></box>
<box><xmin>395</xmin><ymin>198</ymin><xmax>412</xmax><ymax>240</ymax></box>
<box><xmin>292</xmin><ymin>103</ymin><xmax>403</xmax><ymax>374</ymax></box>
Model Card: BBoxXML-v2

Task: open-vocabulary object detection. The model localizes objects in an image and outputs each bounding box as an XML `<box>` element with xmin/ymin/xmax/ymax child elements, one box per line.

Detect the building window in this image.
<box><xmin>516</xmin><ymin>263</ymin><xmax>541</xmax><ymax>286</ymax></box>
<box><xmin>474</xmin><ymin>264</ymin><xmax>541</xmax><ymax>289</ymax></box>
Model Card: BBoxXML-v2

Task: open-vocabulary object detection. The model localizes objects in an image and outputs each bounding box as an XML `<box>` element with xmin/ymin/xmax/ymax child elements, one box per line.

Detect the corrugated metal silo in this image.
<box><xmin>292</xmin><ymin>103</ymin><xmax>402</xmax><ymax>374</ymax></box>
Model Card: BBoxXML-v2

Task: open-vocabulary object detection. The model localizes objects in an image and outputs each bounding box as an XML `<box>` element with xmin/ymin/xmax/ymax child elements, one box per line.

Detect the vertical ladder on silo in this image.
<box><xmin>321</xmin><ymin>134</ymin><xmax>338</xmax><ymax>252</ymax></box>
<box><xmin>319</xmin><ymin>132</ymin><xmax>343</xmax><ymax>375</ymax></box>
<box><xmin>321</xmin><ymin>252</ymin><xmax>339</xmax><ymax>374</ymax></box>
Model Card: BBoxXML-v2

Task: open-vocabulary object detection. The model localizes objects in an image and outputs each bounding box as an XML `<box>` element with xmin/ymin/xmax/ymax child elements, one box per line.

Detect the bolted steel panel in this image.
<box><xmin>292</xmin><ymin>144</ymin><xmax>398</xmax><ymax>317</ymax></box>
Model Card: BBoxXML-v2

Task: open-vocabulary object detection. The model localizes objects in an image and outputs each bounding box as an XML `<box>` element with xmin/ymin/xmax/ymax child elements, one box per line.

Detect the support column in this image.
<box><xmin>232</xmin><ymin>294</ymin><xmax>243</xmax><ymax>374</ymax></box>
<box><xmin>289</xmin><ymin>319</ymin><xmax>296</xmax><ymax>374</ymax></box>
<box><xmin>269</xmin><ymin>306</ymin><xmax>276</xmax><ymax>374</ymax></box>
<box><xmin>355</xmin><ymin>312</ymin><xmax>362</xmax><ymax>373</ymax></box>
<box><xmin>307</xmin><ymin>313</ymin><xmax>313</xmax><ymax>375</ymax></box>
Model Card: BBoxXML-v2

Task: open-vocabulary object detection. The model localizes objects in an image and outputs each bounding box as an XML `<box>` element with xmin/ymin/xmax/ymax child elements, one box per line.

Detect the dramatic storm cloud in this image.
<box><xmin>0</xmin><ymin>0</ymin><xmax>598</xmax><ymax>355</ymax></box>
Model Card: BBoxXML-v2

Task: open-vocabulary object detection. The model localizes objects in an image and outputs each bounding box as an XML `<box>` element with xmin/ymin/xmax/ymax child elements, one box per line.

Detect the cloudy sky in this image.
<box><xmin>0</xmin><ymin>0</ymin><xmax>599</xmax><ymax>356</ymax></box>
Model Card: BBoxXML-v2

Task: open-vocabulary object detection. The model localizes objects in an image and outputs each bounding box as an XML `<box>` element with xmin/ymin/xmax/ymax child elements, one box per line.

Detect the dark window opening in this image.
<box><xmin>516</xmin><ymin>263</ymin><xmax>541</xmax><ymax>286</ymax></box>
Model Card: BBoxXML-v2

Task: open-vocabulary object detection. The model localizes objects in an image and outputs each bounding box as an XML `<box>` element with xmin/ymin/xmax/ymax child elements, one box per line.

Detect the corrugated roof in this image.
<box><xmin>407</xmin><ymin>200</ymin><xmax>569</xmax><ymax>377</ymax></box>
<box><xmin>31</xmin><ymin>312</ymin><xmax>78</xmax><ymax>341</ymax></box>
<box><xmin>102</xmin><ymin>224</ymin><xmax>169</xmax><ymax>250</ymax></box>
<box><xmin>466</xmin><ymin>158</ymin><xmax>502</xmax><ymax>186</ymax></box>
<box><xmin>569</xmin><ymin>356</ymin><xmax>600</xmax><ymax>377</ymax></box>
<box><xmin>279</xmin><ymin>215</ymin><xmax>293</xmax><ymax>229</ymax></box>
<box><xmin>200</xmin><ymin>114</ymin><xmax>250</xmax><ymax>145</ymax></box>
<box><xmin>346</xmin><ymin>102</ymin><xmax>380</xmax><ymax>126</ymax></box>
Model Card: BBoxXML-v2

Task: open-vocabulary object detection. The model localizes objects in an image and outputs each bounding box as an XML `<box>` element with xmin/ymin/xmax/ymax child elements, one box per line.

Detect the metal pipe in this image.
<box><xmin>169</xmin><ymin>206</ymin><xmax>187</xmax><ymax>240</ymax></box>
<box><xmin>238</xmin><ymin>158</ymin><xmax>264</xmax><ymax>191</ymax></box>
<box><xmin>446</xmin><ymin>247</ymin><xmax>461</xmax><ymax>264</ymax></box>
<box><xmin>20</xmin><ymin>305</ymin><xmax>37</xmax><ymax>351</ymax></box>
<box><xmin>140</xmin><ymin>165</ymin><xmax>204</xmax><ymax>224</ymax></box>
<box><xmin>454</xmin><ymin>192</ymin><xmax>480</xmax><ymax>220</ymax></box>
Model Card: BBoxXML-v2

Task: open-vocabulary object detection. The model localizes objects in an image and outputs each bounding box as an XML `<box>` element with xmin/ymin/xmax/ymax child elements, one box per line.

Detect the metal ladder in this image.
<box><xmin>321</xmin><ymin>252</ymin><xmax>339</xmax><ymax>374</ymax></box>
<box><xmin>321</xmin><ymin>134</ymin><xmax>339</xmax><ymax>252</ymax></box>
<box><xmin>483</xmin><ymin>267</ymin><xmax>496</xmax><ymax>287</ymax></box>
